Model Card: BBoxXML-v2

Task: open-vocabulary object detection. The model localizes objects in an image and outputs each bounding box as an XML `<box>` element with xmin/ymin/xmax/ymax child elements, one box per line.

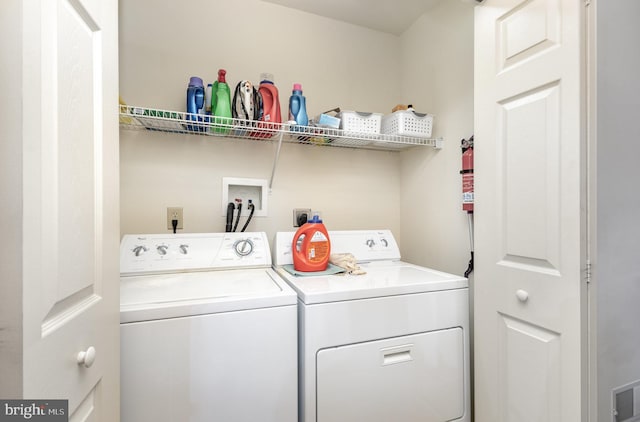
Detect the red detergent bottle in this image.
<box><xmin>292</xmin><ymin>214</ymin><xmax>331</xmax><ymax>272</ymax></box>
<box><xmin>253</xmin><ymin>72</ymin><xmax>282</xmax><ymax>138</ymax></box>
<box><xmin>258</xmin><ymin>72</ymin><xmax>282</xmax><ymax>124</ymax></box>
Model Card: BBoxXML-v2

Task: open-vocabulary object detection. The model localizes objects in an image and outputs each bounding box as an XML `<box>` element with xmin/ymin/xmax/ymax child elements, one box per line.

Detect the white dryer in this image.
<box><xmin>120</xmin><ymin>232</ymin><xmax>297</xmax><ymax>422</ymax></box>
<box><xmin>273</xmin><ymin>230</ymin><xmax>470</xmax><ymax>422</ymax></box>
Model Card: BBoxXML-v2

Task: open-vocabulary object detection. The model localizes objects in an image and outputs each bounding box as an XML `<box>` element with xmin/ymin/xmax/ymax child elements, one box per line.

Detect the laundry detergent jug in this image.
<box><xmin>186</xmin><ymin>76</ymin><xmax>205</xmax><ymax>131</ymax></box>
<box><xmin>292</xmin><ymin>214</ymin><xmax>331</xmax><ymax>272</ymax></box>
<box><xmin>288</xmin><ymin>83</ymin><xmax>308</xmax><ymax>126</ymax></box>
<box><xmin>252</xmin><ymin>73</ymin><xmax>282</xmax><ymax>138</ymax></box>
<box><xmin>258</xmin><ymin>73</ymin><xmax>282</xmax><ymax>124</ymax></box>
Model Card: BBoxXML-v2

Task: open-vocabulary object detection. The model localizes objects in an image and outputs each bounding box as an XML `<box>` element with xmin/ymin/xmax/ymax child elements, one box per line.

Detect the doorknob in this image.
<box><xmin>76</xmin><ymin>346</ymin><xmax>96</xmax><ymax>368</ymax></box>
<box><xmin>516</xmin><ymin>289</ymin><xmax>529</xmax><ymax>302</ymax></box>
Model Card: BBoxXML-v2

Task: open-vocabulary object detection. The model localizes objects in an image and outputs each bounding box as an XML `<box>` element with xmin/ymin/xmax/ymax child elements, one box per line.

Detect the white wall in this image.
<box><xmin>399</xmin><ymin>1</ymin><xmax>475</xmax><ymax>275</ymax></box>
<box><xmin>0</xmin><ymin>0</ymin><xmax>23</xmax><ymax>397</ymax></box>
<box><xmin>596</xmin><ymin>1</ymin><xmax>640</xmax><ymax>420</ymax></box>
<box><xmin>119</xmin><ymin>0</ymin><xmax>405</xmax><ymax>241</ymax></box>
<box><xmin>119</xmin><ymin>0</ymin><xmax>402</xmax><ymax>115</ymax></box>
<box><xmin>120</xmin><ymin>133</ymin><xmax>402</xmax><ymax>236</ymax></box>
<box><xmin>119</xmin><ymin>0</ymin><xmax>473</xmax><ymax>275</ymax></box>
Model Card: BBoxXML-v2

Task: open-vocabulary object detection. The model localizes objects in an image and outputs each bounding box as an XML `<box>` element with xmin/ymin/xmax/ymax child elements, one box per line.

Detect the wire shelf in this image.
<box><xmin>119</xmin><ymin>105</ymin><xmax>443</xmax><ymax>151</ymax></box>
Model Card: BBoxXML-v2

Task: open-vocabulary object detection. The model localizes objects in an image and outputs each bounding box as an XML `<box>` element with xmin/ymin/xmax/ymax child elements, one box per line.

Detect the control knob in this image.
<box><xmin>157</xmin><ymin>245</ymin><xmax>168</xmax><ymax>255</ymax></box>
<box><xmin>132</xmin><ymin>245</ymin><xmax>148</xmax><ymax>257</ymax></box>
<box><xmin>234</xmin><ymin>239</ymin><xmax>254</xmax><ymax>257</ymax></box>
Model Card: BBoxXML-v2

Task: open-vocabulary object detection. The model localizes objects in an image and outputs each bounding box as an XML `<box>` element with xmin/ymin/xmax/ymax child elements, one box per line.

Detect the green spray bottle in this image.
<box><xmin>212</xmin><ymin>69</ymin><xmax>232</xmax><ymax>134</ymax></box>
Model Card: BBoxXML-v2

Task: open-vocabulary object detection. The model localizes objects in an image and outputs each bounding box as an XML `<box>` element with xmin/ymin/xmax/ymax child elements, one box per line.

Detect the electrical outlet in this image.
<box><xmin>167</xmin><ymin>207</ymin><xmax>183</xmax><ymax>230</ymax></box>
<box><xmin>293</xmin><ymin>208</ymin><xmax>311</xmax><ymax>227</ymax></box>
<box><xmin>613</xmin><ymin>380</ymin><xmax>640</xmax><ymax>421</ymax></box>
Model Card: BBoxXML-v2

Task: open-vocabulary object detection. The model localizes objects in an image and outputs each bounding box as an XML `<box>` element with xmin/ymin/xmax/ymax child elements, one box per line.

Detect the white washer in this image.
<box><xmin>120</xmin><ymin>232</ymin><xmax>297</xmax><ymax>422</ymax></box>
<box><xmin>273</xmin><ymin>230</ymin><xmax>470</xmax><ymax>422</ymax></box>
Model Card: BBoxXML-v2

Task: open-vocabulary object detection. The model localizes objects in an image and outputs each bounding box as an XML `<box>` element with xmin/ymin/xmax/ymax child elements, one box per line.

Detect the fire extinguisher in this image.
<box><xmin>460</xmin><ymin>136</ymin><xmax>474</xmax><ymax>277</ymax></box>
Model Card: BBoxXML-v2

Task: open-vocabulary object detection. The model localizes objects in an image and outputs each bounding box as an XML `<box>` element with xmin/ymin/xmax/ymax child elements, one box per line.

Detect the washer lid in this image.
<box><xmin>120</xmin><ymin>268</ymin><xmax>296</xmax><ymax>323</ymax></box>
<box><xmin>274</xmin><ymin>261</ymin><xmax>467</xmax><ymax>304</ymax></box>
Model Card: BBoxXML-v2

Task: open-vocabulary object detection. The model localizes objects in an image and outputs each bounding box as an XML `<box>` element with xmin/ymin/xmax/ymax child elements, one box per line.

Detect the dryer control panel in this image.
<box><xmin>120</xmin><ymin>232</ymin><xmax>271</xmax><ymax>275</ymax></box>
<box><xmin>273</xmin><ymin>230</ymin><xmax>401</xmax><ymax>266</ymax></box>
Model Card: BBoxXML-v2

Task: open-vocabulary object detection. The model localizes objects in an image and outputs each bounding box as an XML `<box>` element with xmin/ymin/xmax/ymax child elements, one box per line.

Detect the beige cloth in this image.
<box><xmin>329</xmin><ymin>253</ymin><xmax>366</xmax><ymax>275</ymax></box>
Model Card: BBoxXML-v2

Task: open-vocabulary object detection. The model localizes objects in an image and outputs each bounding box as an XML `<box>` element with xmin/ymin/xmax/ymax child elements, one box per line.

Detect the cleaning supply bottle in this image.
<box><xmin>212</xmin><ymin>69</ymin><xmax>232</xmax><ymax>133</ymax></box>
<box><xmin>186</xmin><ymin>76</ymin><xmax>205</xmax><ymax>131</ymax></box>
<box><xmin>288</xmin><ymin>83</ymin><xmax>308</xmax><ymax>126</ymax></box>
<box><xmin>258</xmin><ymin>73</ymin><xmax>282</xmax><ymax>124</ymax></box>
<box><xmin>292</xmin><ymin>214</ymin><xmax>331</xmax><ymax>272</ymax></box>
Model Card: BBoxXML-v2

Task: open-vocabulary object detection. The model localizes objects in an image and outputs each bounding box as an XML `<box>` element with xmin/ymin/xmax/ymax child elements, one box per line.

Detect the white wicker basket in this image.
<box><xmin>381</xmin><ymin>110</ymin><xmax>433</xmax><ymax>138</ymax></box>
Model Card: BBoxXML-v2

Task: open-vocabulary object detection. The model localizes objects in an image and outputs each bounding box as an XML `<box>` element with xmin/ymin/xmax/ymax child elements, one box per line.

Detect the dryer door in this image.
<box><xmin>316</xmin><ymin>328</ymin><xmax>465</xmax><ymax>422</ymax></box>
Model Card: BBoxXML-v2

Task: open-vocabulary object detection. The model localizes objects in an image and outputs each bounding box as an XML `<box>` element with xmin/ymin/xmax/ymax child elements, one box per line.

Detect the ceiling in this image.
<box><xmin>260</xmin><ymin>0</ymin><xmax>444</xmax><ymax>35</ymax></box>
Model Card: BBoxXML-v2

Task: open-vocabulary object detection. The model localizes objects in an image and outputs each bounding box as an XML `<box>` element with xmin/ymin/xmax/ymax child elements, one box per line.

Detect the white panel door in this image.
<box><xmin>21</xmin><ymin>0</ymin><xmax>119</xmax><ymax>420</ymax></box>
<box><xmin>474</xmin><ymin>0</ymin><xmax>587</xmax><ymax>421</ymax></box>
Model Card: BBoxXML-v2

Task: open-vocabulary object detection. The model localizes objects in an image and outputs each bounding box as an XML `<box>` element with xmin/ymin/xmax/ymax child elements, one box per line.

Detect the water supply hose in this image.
<box><xmin>232</xmin><ymin>200</ymin><xmax>242</xmax><ymax>232</ymax></box>
<box><xmin>240</xmin><ymin>201</ymin><xmax>255</xmax><ymax>232</ymax></box>
<box><xmin>225</xmin><ymin>202</ymin><xmax>235</xmax><ymax>232</ymax></box>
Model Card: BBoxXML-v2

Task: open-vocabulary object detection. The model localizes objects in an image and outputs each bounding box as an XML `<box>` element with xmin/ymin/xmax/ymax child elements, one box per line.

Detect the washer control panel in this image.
<box><xmin>120</xmin><ymin>232</ymin><xmax>271</xmax><ymax>275</ymax></box>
